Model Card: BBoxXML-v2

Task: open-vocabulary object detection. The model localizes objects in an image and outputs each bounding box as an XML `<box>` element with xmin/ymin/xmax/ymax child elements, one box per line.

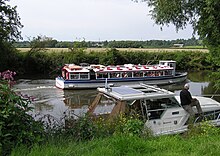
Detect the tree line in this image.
<box><xmin>13</xmin><ymin>36</ymin><xmax>203</xmax><ymax>48</ymax></box>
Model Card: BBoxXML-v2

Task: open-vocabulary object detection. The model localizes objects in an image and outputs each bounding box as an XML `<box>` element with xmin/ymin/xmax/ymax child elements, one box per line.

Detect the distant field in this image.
<box><xmin>17</xmin><ymin>47</ymin><xmax>209</xmax><ymax>53</ymax></box>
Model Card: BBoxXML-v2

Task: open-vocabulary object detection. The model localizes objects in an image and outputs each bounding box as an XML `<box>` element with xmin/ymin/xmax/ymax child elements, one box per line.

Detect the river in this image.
<box><xmin>13</xmin><ymin>71</ymin><xmax>220</xmax><ymax>120</ymax></box>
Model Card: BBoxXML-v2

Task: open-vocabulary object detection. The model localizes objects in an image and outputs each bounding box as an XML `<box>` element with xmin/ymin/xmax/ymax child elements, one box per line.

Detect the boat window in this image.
<box><xmin>155</xmin><ymin>71</ymin><xmax>163</xmax><ymax>76</ymax></box>
<box><xmin>166</xmin><ymin>97</ymin><xmax>181</xmax><ymax>107</ymax></box>
<box><xmin>109</xmin><ymin>72</ymin><xmax>121</xmax><ymax>78</ymax></box>
<box><xmin>133</xmin><ymin>71</ymin><xmax>143</xmax><ymax>77</ymax></box>
<box><xmin>69</xmin><ymin>73</ymin><xmax>89</xmax><ymax>80</ymax></box>
<box><xmin>165</xmin><ymin>70</ymin><xmax>172</xmax><ymax>76</ymax></box>
<box><xmin>145</xmin><ymin>99</ymin><xmax>166</xmax><ymax>120</ymax></box>
<box><xmin>147</xmin><ymin>98</ymin><xmax>180</xmax><ymax>109</ymax></box>
<box><xmin>143</xmin><ymin>71</ymin><xmax>155</xmax><ymax>77</ymax></box>
<box><xmin>70</xmin><ymin>73</ymin><xmax>79</xmax><ymax>79</ymax></box>
<box><xmin>128</xmin><ymin>72</ymin><xmax>132</xmax><ymax>77</ymax></box>
<box><xmin>80</xmin><ymin>73</ymin><xmax>90</xmax><ymax>79</ymax></box>
<box><xmin>144</xmin><ymin>97</ymin><xmax>180</xmax><ymax>120</ymax></box>
<box><xmin>169</xmin><ymin>63</ymin><xmax>173</xmax><ymax>67</ymax></box>
<box><xmin>146</xmin><ymin>71</ymin><xmax>155</xmax><ymax>77</ymax></box>
<box><xmin>97</xmin><ymin>73</ymin><xmax>108</xmax><ymax>78</ymax></box>
<box><xmin>122</xmin><ymin>72</ymin><xmax>132</xmax><ymax>78</ymax></box>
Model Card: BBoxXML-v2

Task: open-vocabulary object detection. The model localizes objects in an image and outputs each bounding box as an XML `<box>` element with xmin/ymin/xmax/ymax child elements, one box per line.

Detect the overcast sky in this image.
<box><xmin>10</xmin><ymin>0</ymin><xmax>194</xmax><ymax>41</ymax></box>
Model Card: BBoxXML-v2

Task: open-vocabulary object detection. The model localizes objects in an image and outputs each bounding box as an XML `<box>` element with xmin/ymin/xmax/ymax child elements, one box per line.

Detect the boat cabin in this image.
<box><xmin>61</xmin><ymin>60</ymin><xmax>176</xmax><ymax>80</ymax></box>
<box><xmin>61</xmin><ymin>64</ymin><xmax>90</xmax><ymax>80</ymax></box>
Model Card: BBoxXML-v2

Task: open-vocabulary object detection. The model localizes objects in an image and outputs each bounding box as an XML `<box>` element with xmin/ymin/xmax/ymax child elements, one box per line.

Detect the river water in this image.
<box><xmin>13</xmin><ymin>71</ymin><xmax>220</xmax><ymax>120</ymax></box>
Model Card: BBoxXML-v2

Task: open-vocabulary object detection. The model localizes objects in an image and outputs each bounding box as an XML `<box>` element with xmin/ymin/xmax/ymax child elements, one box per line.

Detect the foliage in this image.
<box><xmin>140</xmin><ymin>0</ymin><xmax>220</xmax><ymax>68</ymax></box>
<box><xmin>122</xmin><ymin>118</ymin><xmax>144</xmax><ymax>136</ymax></box>
<box><xmin>0</xmin><ymin>0</ymin><xmax>23</xmax><ymax>72</ymax></box>
<box><xmin>0</xmin><ymin>70</ymin><xmax>44</xmax><ymax>155</ymax></box>
<box><xmin>99</xmin><ymin>48</ymin><xmax>129</xmax><ymax>65</ymax></box>
<box><xmin>0</xmin><ymin>42</ymin><xmax>21</xmax><ymax>71</ymax></box>
<box><xmin>12</xmin><ymin>48</ymin><xmax>215</xmax><ymax>76</ymax></box>
<box><xmin>14</xmin><ymin>37</ymin><xmax>204</xmax><ymax>48</ymax></box>
<box><xmin>57</xmin><ymin>112</ymin><xmax>148</xmax><ymax>142</ymax></box>
<box><xmin>184</xmin><ymin>120</ymin><xmax>220</xmax><ymax>138</ymax></box>
<box><xmin>114</xmin><ymin>115</ymin><xmax>144</xmax><ymax>137</ymax></box>
<box><xmin>63</xmin><ymin>115</ymin><xmax>96</xmax><ymax>141</ymax></box>
<box><xmin>196</xmin><ymin>0</ymin><xmax>220</xmax><ymax>47</ymax></box>
<box><xmin>210</xmin><ymin>69</ymin><xmax>220</xmax><ymax>90</ymax></box>
<box><xmin>27</xmin><ymin>35</ymin><xmax>51</xmax><ymax>56</ymax></box>
<box><xmin>0</xmin><ymin>0</ymin><xmax>23</xmax><ymax>43</ymax></box>
<box><xmin>142</xmin><ymin>0</ymin><xmax>220</xmax><ymax>45</ymax></box>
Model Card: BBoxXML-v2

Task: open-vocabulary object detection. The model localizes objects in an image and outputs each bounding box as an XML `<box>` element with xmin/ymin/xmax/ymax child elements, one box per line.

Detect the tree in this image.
<box><xmin>0</xmin><ymin>0</ymin><xmax>23</xmax><ymax>43</ymax></box>
<box><xmin>27</xmin><ymin>35</ymin><xmax>57</xmax><ymax>55</ymax></box>
<box><xmin>0</xmin><ymin>0</ymin><xmax>23</xmax><ymax>71</ymax></box>
<box><xmin>140</xmin><ymin>0</ymin><xmax>220</xmax><ymax>63</ymax></box>
<box><xmin>141</xmin><ymin>0</ymin><xmax>219</xmax><ymax>45</ymax></box>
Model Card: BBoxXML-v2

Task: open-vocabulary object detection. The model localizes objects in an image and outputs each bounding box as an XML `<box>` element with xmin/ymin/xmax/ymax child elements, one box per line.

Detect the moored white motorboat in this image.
<box><xmin>88</xmin><ymin>83</ymin><xmax>220</xmax><ymax>135</ymax></box>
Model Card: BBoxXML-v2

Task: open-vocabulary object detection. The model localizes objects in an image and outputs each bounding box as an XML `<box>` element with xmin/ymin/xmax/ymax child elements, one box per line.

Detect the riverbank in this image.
<box><xmin>11</xmin><ymin>132</ymin><xmax>220</xmax><ymax>156</ymax></box>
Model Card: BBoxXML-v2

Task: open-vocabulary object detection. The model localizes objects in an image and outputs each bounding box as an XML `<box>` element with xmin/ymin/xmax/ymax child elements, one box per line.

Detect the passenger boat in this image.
<box><xmin>55</xmin><ymin>60</ymin><xmax>187</xmax><ymax>89</ymax></box>
<box><xmin>88</xmin><ymin>84</ymin><xmax>220</xmax><ymax>135</ymax></box>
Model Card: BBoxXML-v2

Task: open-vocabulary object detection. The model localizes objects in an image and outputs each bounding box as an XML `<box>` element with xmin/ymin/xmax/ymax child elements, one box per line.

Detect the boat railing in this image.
<box><xmin>194</xmin><ymin>110</ymin><xmax>220</xmax><ymax>124</ymax></box>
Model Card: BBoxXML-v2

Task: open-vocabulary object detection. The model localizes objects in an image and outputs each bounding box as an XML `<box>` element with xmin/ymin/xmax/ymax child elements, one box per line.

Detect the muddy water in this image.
<box><xmin>13</xmin><ymin>71</ymin><xmax>220</xmax><ymax>119</ymax></box>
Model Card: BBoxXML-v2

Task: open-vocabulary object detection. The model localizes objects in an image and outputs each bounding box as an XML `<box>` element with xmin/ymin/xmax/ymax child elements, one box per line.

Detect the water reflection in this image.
<box><xmin>63</xmin><ymin>90</ymin><xmax>97</xmax><ymax>108</ymax></box>
<box><xmin>13</xmin><ymin>71</ymin><xmax>220</xmax><ymax>119</ymax></box>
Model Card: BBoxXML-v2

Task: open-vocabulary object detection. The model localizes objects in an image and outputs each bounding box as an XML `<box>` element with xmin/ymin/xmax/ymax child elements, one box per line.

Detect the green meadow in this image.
<box><xmin>11</xmin><ymin>133</ymin><xmax>220</xmax><ymax>156</ymax></box>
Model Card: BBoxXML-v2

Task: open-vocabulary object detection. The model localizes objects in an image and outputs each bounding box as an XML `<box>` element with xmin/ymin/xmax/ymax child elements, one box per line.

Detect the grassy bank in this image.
<box><xmin>10</xmin><ymin>116</ymin><xmax>220</xmax><ymax>156</ymax></box>
<box><xmin>11</xmin><ymin>134</ymin><xmax>220</xmax><ymax>156</ymax></box>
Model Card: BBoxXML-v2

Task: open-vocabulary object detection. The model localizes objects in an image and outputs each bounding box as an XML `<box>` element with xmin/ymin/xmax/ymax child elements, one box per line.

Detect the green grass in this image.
<box><xmin>11</xmin><ymin>134</ymin><xmax>220</xmax><ymax>156</ymax></box>
<box><xmin>183</xmin><ymin>45</ymin><xmax>207</xmax><ymax>49</ymax></box>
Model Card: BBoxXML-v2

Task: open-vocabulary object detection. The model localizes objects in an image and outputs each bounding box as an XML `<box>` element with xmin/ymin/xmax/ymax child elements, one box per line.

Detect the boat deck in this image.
<box><xmin>97</xmin><ymin>83</ymin><xmax>175</xmax><ymax>101</ymax></box>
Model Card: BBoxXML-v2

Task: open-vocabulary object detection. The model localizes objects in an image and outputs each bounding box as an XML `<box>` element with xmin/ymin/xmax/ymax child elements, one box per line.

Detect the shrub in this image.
<box><xmin>184</xmin><ymin>120</ymin><xmax>220</xmax><ymax>138</ymax></box>
<box><xmin>61</xmin><ymin>112</ymin><xmax>148</xmax><ymax>141</ymax></box>
<box><xmin>0</xmin><ymin>70</ymin><xmax>44</xmax><ymax>155</ymax></box>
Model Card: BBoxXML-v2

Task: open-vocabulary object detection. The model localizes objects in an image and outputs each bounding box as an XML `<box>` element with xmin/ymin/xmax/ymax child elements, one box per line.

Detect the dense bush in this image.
<box><xmin>56</xmin><ymin>112</ymin><xmax>148</xmax><ymax>142</ymax></box>
<box><xmin>0</xmin><ymin>70</ymin><xmax>44</xmax><ymax>155</ymax></box>
<box><xmin>12</xmin><ymin>48</ymin><xmax>214</xmax><ymax>77</ymax></box>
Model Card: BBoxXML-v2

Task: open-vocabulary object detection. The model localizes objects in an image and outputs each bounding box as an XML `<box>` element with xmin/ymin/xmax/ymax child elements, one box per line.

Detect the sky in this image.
<box><xmin>10</xmin><ymin>0</ymin><xmax>195</xmax><ymax>41</ymax></box>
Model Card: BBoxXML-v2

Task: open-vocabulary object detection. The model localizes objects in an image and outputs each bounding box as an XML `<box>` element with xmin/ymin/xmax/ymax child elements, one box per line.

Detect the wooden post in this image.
<box><xmin>87</xmin><ymin>93</ymin><xmax>103</xmax><ymax>115</ymax></box>
<box><xmin>109</xmin><ymin>100</ymin><xmax>126</xmax><ymax>119</ymax></box>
